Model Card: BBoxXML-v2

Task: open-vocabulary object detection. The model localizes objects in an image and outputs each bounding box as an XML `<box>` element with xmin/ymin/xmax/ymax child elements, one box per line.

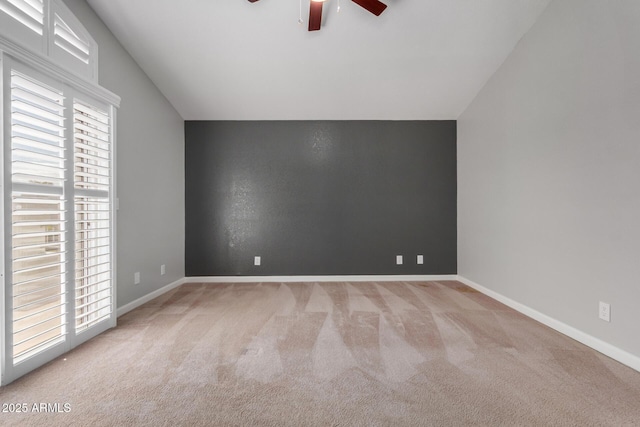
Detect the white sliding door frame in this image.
<box><xmin>1</xmin><ymin>54</ymin><xmax>118</xmax><ymax>385</ymax></box>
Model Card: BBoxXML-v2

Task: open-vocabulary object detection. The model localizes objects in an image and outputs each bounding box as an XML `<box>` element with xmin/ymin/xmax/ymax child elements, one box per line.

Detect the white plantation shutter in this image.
<box><xmin>10</xmin><ymin>70</ymin><xmax>68</xmax><ymax>363</ymax></box>
<box><xmin>54</xmin><ymin>13</ymin><xmax>90</xmax><ymax>64</ymax></box>
<box><xmin>0</xmin><ymin>0</ymin><xmax>44</xmax><ymax>35</ymax></box>
<box><xmin>73</xmin><ymin>101</ymin><xmax>112</xmax><ymax>331</ymax></box>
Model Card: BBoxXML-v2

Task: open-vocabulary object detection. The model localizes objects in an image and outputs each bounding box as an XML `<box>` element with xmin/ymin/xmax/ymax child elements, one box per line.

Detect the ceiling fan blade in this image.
<box><xmin>308</xmin><ymin>1</ymin><xmax>323</xmax><ymax>31</ymax></box>
<box><xmin>248</xmin><ymin>0</ymin><xmax>260</xmax><ymax>3</ymax></box>
<box><xmin>351</xmin><ymin>0</ymin><xmax>387</xmax><ymax>16</ymax></box>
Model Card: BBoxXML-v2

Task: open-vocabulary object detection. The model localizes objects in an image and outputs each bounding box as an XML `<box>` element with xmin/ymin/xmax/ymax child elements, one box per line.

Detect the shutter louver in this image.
<box><xmin>73</xmin><ymin>102</ymin><xmax>112</xmax><ymax>332</ymax></box>
<box><xmin>10</xmin><ymin>70</ymin><xmax>67</xmax><ymax>363</ymax></box>
<box><xmin>0</xmin><ymin>0</ymin><xmax>44</xmax><ymax>35</ymax></box>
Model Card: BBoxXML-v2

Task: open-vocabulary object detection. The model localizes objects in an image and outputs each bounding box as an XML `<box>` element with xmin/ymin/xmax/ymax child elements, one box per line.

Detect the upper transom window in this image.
<box><xmin>0</xmin><ymin>0</ymin><xmax>98</xmax><ymax>81</ymax></box>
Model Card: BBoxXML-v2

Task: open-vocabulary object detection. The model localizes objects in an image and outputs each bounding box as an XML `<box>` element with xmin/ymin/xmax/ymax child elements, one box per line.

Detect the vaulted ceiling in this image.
<box><xmin>87</xmin><ymin>0</ymin><xmax>551</xmax><ymax>120</ymax></box>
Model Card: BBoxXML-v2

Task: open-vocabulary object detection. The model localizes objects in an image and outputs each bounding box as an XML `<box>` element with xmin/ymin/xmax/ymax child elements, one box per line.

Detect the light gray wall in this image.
<box><xmin>63</xmin><ymin>0</ymin><xmax>185</xmax><ymax>308</ymax></box>
<box><xmin>458</xmin><ymin>0</ymin><xmax>640</xmax><ymax>358</ymax></box>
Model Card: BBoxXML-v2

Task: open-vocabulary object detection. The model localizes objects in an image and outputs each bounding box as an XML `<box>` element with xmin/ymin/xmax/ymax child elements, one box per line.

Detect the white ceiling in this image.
<box><xmin>87</xmin><ymin>0</ymin><xmax>551</xmax><ymax>120</ymax></box>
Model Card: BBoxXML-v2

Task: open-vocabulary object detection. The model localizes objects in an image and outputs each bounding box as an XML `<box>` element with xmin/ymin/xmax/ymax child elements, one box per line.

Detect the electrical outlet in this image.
<box><xmin>417</xmin><ymin>255</ymin><xmax>424</xmax><ymax>265</ymax></box>
<box><xmin>254</xmin><ymin>256</ymin><xmax>261</xmax><ymax>266</ymax></box>
<box><xmin>599</xmin><ymin>301</ymin><xmax>610</xmax><ymax>322</ymax></box>
<box><xmin>161</xmin><ymin>264</ymin><xmax>166</xmax><ymax>275</ymax></box>
<box><xmin>134</xmin><ymin>272</ymin><xmax>141</xmax><ymax>285</ymax></box>
<box><xmin>396</xmin><ymin>255</ymin><xmax>403</xmax><ymax>265</ymax></box>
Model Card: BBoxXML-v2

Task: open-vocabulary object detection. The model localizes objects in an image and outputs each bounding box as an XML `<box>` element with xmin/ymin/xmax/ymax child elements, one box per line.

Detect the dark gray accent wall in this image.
<box><xmin>185</xmin><ymin>121</ymin><xmax>456</xmax><ymax>276</ymax></box>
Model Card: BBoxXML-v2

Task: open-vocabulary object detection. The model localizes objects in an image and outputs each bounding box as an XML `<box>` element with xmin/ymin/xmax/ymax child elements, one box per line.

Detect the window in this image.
<box><xmin>55</xmin><ymin>14</ymin><xmax>90</xmax><ymax>64</ymax></box>
<box><xmin>0</xmin><ymin>0</ymin><xmax>98</xmax><ymax>81</ymax></box>
<box><xmin>1</xmin><ymin>0</ymin><xmax>119</xmax><ymax>385</ymax></box>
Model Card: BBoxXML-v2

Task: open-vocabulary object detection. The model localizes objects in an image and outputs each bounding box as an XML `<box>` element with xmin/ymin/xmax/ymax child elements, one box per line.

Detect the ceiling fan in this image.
<box><xmin>248</xmin><ymin>0</ymin><xmax>388</xmax><ymax>32</ymax></box>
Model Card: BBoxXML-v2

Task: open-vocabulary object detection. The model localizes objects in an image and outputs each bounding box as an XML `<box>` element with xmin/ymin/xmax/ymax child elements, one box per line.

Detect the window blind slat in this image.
<box><xmin>13</xmin><ymin>309</ymin><xmax>66</xmax><ymax>335</ymax></box>
<box><xmin>12</xmin><ymin>111</ymin><xmax>65</xmax><ymax>132</ymax></box>
<box><xmin>11</xmin><ymin>173</ymin><xmax>65</xmax><ymax>187</ymax></box>
<box><xmin>12</xmin><ymin>137</ymin><xmax>65</xmax><ymax>158</ymax></box>
<box><xmin>74</xmin><ymin>303</ymin><xmax>110</xmax><ymax>321</ymax></box>
<box><xmin>12</xmin><ymin>242</ymin><xmax>65</xmax><ymax>253</ymax></box>
<box><xmin>12</xmin><ymin>271</ymin><xmax>64</xmax><ymax>288</ymax></box>
<box><xmin>14</xmin><ymin>282</ymin><xmax>64</xmax><ymax>301</ymax></box>
<box><xmin>13</xmin><ymin>124</ymin><xmax>65</xmax><ymax>145</ymax></box>
<box><xmin>76</xmin><ymin>313</ymin><xmax>110</xmax><ymax>331</ymax></box>
<box><xmin>75</xmin><ymin>279</ymin><xmax>110</xmax><ymax>291</ymax></box>
<box><xmin>73</xmin><ymin>102</ymin><xmax>107</xmax><ymax>120</ymax></box>
<box><xmin>75</xmin><ymin>294</ymin><xmax>110</xmax><ymax>312</ymax></box>
<box><xmin>13</xmin><ymin>159</ymin><xmax>64</xmax><ymax>175</ymax></box>
<box><xmin>13</xmin><ymin>301</ymin><xmax>64</xmax><ymax>323</ymax></box>
<box><xmin>74</xmin><ymin>151</ymin><xmax>109</xmax><ymax>165</ymax></box>
<box><xmin>13</xmin><ymin>100</ymin><xmax>66</xmax><ymax>123</ymax></box>
<box><xmin>13</xmin><ymin>249</ymin><xmax>65</xmax><ymax>263</ymax></box>
<box><xmin>54</xmin><ymin>35</ymin><xmax>90</xmax><ymax>64</ymax></box>
<box><xmin>13</xmin><ymin>148</ymin><xmax>66</xmax><ymax>166</ymax></box>
<box><xmin>2</xmin><ymin>0</ymin><xmax>43</xmax><ymax>23</ymax></box>
<box><xmin>54</xmin><ymin>17</ymin><xmax>89</xmax><ymax>54</ymax></box>
<box><xmin>22</xmin><ymin>0</ymin><xmax>43</xmax><ymax>14</ymax></box>
<box><xmin>75</xmin><ymin>169</ymin><xmax>109</xmax><ymax>179</ymax></box>
<box><xmin>74</xmin><ymin>112</ymin><xmax>108</xmax><ymax>131</ymax></box>
<box><xmin>13</xmin><ymin>291</ymin><xmax>65</xmax><ymax>311</ymax></box>
<box><xmin>75</xmin><ymin>138</ymin><xmax>109</xmax><ymax>153</ymax></box>
<box><xmin>14</xmin><ymin>334</ymin><xmax>65</xmax><ymax>363</ymax></box>
<box><xmin>74</xmin><ymin>122</ymin><xmax>109</xmax><ymax>141</ymax></box>
<box><xmin>11</xmin><ymin>85</ymin><xmax>65</xmax><ymax>112</ymax></box>
<box><xmin>13</xmin><ymin>321</ymin><xmax>66</xmax><ymax>347</ymax></box>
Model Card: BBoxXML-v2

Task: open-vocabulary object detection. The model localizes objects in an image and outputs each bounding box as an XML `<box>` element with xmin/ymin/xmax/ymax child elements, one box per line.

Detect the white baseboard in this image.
<box><xmin>457</xmin><ymin>275</ymin><xmax>640</xmax><ymax>373</ymax></box>
<box><xmin>117</xmin><ymin>277</ymin><xmax>187</xmax><ymax>317</ymax></box>
<box><xmin>186</xmin><ymin>274</ymin><xmax>458</xmax><ymax>283</ymax></box>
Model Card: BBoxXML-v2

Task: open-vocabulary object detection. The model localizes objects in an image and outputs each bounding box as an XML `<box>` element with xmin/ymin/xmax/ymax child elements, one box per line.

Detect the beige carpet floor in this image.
<box><xmin>1</xmin><ymin>281</ymin><xmax>640</xmax><ymax>426</ymax></box>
